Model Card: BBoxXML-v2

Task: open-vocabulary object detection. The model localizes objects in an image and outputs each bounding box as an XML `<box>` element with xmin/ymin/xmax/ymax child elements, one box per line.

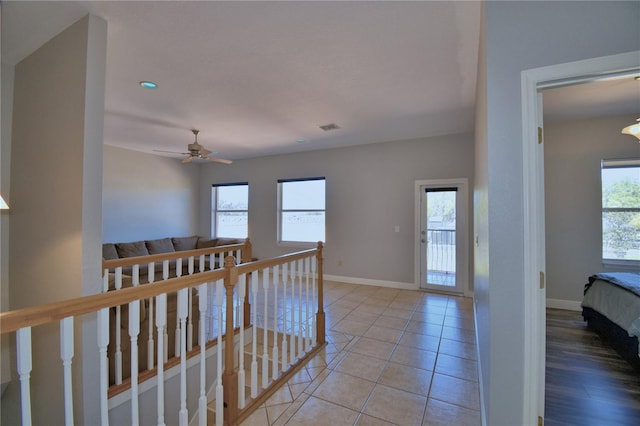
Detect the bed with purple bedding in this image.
<box><xmin>581</xmin><ymin>272</ymin><xmax>640</xmax><ymax>369</ymax></box>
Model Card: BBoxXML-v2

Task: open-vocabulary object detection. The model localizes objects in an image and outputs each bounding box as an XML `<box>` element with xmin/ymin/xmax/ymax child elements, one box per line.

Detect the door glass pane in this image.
<box><xmin>426</xmin><ymin>190</ymin><xmax>456</xmax><ymax>286</ymax></box>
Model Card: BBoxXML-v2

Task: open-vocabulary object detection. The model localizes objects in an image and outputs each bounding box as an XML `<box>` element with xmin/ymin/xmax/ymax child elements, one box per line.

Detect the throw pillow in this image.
<box><xmin>115</xmin><ymin>241</ymin><xmax>149</xmax><ymax>258</ymax></box>
<box><xmin>172</xmin><ymin>236</ymin><xmax>199</xmax><ymax>251</ymax></box>
<box><xmin>146</xmin><ymin>238</ymin><xmax>176</xmax><ymax>254</ymax></box>
<box><xmin>102</xmin><ymin>243</ymin><xmax>119</xmax><ymax>260</ymax></box>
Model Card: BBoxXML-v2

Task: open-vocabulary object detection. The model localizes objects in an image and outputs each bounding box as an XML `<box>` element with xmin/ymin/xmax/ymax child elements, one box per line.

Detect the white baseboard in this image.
<box><xmin>323</xmin><ymin>274</ymin><xmax>419</xmax><ymax>291</ymax></box>
<box><xmin>546</xmin><ymin>298</ymin><xmax>582</xmax><ymax>311</ymax></box>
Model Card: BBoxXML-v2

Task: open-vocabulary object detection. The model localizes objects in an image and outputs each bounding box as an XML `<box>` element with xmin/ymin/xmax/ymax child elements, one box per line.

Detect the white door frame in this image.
<box><xmin>414</xmin><ymin>178</ymin><xmax>469</xmax><ymax>296</ymax></box>
<box><xmin>520</xmin><ymin>51</ymin><xmax>640</xmax><ymax>424</ymax></box>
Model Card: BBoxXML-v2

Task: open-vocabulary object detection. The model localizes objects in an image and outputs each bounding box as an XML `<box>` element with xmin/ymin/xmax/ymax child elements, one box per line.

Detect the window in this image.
<box><xmin>211</xmin><ymin>183</ymin><xmax>248</xmax><ymax>238</ymax></box>
<box><xmin>601</xmin><ymin>159</ymin><xmax>640</xmax><ymax>264</ymax></box>
<box><xmin>278</xmin><ymin>177</ymin><xmax>325</xmax><ymax>244</ymax></box>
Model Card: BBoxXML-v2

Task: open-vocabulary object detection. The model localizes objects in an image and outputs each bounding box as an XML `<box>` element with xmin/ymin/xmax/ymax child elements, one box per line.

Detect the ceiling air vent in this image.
<box><xmin>319</xmin><ymin>123</ymin><xmax>340</xmax><ymax>131</ymax></box>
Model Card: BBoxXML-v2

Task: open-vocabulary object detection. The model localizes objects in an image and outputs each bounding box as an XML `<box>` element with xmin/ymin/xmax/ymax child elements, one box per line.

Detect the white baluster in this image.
<box><xmin>16</xmin><ymin>327</ymin><xmax>32</xmax><ymax>426</ymax></box>
<box><xmin>147</xmin><ymin>262</ymin><xmax>155</xmax><ymax>370</ymax></box>
<box><xmin>156</xmin><ymin>293</ymin><xmax>167</xmax><ymax>426</ymax></box>
<box><xmin>175</xmin><ymin>258</ymin><xmax>183</xmax><ymax>357</ymax></box>
<box><xmin>215</xmin><ymin>280</ymin><xmax>224</xmax><ymax>426</ymax></box>
<box><xmin>289</xmin><ymin>261</ymin><xmax>296</xmax><ymax>363</ymax></box>
<box><xmin>98</xmin><ymin>308</ymin><xmax>110</xmax><ymax>426</ymax></box>
<box><xmin>272</xmin><ymin>265</ymin><xmax>280</xmax><ymax>380</ymax></box>
<box><xmin>218</xmin><ymin>252</ymin><xmax>224</xmax><ymax>269</ymax></box>
<box><xmin>312</xmin><ymin>257</ymin><xmax>317</xmax><ymax>346</ymax></box>
<box><xmin>102</xmin><ymin>269</ymin><xmax>108</xmax><ymax>292</ymax></box>
<box><xmin>162</xmin><ymin>260</ymin><xmax>169</xmax><ymax>363</ymax></box>
<box><xmin>251</xmin><ymin>272</ymin><xmax>259</xmax><ymax>398</ymax></box>
<box><xmin>305</xmin><ymin>257</ymin><xmax>312</xmax><ymax>351</ymax></box>
<box><xmin>188</xmin><ymin>257</ymin><xmax>194</xmax><ymax>351</ymax></box>
<box><xmin>297</xmin><ymin>259</ymin><xmax>304</xmax><ymax>357</ymax></box>
<box><xmin>198</xmin><ymin>283</ymin><xmax>208</xmax><ymax>426</ymax></box>
<box><xmin>129</xmin><ymin>299</ymin><xmax>141</xmax><ymax>426</ymax></box>
<box><xmin>178</xmin><ymin>288</ymin><xmax>189</xmax><ymax>426</ymax></box>
<box><xmin>262</xmin><ymin>268</ymin><xmax>270</xmax><ymax>388</ymax></box>
<box><xmin>237</xmin><ymin>274</ymin><xmax>246</xmax><ymax>409</ymax></box>
<box><xmin>60</xmin><ymin>317</ymin><xmax>74</xmax><ymax>426</ymax></box>
<box><xmin>281</xmin><ymin>263</ymin><xmax>288</xmax><ymax>369</ymax></box>
<box><xmin>115</xmin><ymin>266</ymin><xmax>123</xmax><ymax>384</ymax></box>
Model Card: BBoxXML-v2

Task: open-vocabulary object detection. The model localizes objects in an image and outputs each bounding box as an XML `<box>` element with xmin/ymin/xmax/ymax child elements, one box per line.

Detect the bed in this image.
<box><xmin>581</xmin><ymin>272</ymin><xmax>640</xmax><ymax>370</ymax></box>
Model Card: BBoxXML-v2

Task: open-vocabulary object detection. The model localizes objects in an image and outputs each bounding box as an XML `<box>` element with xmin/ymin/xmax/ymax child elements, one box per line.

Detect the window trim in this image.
<box><xmin>601</xmin><ymin>158</ymin><xmax>640</xmax><ymax>267</ymax></box>
<box><xmin>277</xmin><ymin>177</ymin><xmax>326</xmax><ymax>246</ymax></box>
<box><xmin>211</xmin><ymin>182</ymin><xmax>249</xmax><ymax>239</ymax></box>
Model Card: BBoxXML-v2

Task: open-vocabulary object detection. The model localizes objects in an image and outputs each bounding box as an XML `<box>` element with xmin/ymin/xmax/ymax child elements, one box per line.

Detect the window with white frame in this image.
<box><xmin>211</xmin><ymin>182</ymin><xmax>249</xmax><ymax>238</ymax></box>
<box><xmin>601</xmin><ymin>158</ymin><xmax>640</xmax><ymax>264</ymax></box>
<box><xmin>278</xmin><ymin>177</ymin><xmax>325</xmax><ymax>244</ymax></box>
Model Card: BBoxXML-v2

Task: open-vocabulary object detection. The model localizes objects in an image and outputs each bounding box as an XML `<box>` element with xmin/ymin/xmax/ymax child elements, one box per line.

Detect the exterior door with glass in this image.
<box><xmin>418</xmin><ymin>180</ymin><xmax>467</xmax><ymax>294</ymax></box>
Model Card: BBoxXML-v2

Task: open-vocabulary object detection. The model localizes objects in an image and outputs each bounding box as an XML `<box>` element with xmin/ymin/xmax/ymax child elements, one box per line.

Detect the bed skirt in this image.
<box><xmin>582</xmin><ymin>306</ymin><xmax>640</xmax><ymax>371</ymax></box>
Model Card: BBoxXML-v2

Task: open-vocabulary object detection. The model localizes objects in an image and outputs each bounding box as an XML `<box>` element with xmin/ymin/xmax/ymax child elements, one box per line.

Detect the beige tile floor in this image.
<box><xmin>238</xmin><ymin>280</ymin><xmax>482</xmax><ymax>426</ymax></box>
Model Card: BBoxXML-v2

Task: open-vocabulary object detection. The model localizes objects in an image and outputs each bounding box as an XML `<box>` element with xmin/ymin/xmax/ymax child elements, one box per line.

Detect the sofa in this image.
<box><xmin>103</xmin><ymin>236</ymin><xmax>243</xmax><ymax>385</ymax></box>
<box><xmin>103</xmin><ymin>235</ymin><xmax>243</xmax><ymax>285</ymax></box>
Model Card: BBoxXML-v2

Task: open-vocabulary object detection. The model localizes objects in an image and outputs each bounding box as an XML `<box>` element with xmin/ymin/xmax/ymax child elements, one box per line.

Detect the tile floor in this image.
<box><xmin>237</xmin><ymin>280</ymin><xmax>481</xmax><ymax>426</ymax></box>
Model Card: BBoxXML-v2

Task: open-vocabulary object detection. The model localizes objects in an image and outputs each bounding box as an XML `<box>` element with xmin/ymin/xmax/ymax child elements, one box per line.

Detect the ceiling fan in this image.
<box><xmin>154</xmin><ymin>129</ymin><xmax>233</xmax><ymax>164</ymax></box>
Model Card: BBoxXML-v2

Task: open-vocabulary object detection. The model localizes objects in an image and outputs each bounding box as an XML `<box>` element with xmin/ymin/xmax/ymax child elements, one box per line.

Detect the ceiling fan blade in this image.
<box><xmin>206</xmin><ymin>156</ymin><xmax>233</xmax><ymax>165</ymax></box>
<box><xmin>153</xmin><ymin>149</ymin><xmax>188</xmax><ymax>155</ymax></box>
<box><xmin>200</xmin><ymin>147</ymin><xmax>212</xmax><ymax>156</ymax></box>
<box><xmin>182</xmin><ymin>156</ymin><xmax>194</xmax><ymax>164</ymax></box>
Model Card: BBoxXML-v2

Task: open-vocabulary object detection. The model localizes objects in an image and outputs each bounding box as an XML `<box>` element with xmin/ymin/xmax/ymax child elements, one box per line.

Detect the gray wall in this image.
<box><xmin>198</xmin><ymin>133</ymin><xmax>474</xmax><ymax>288</ymax></box>
<box><xmin>477</xmin><ymin>1</ymin><xmax>640</xmax><ymax>425</ymax></box>
<box><xmin>3</xmin><ymin>15</ymin><xmax>106</xmax><ymax>425</ymax></box>
<box><xmin>544</xmin><ymin>114</ymin><xmax>640</xmax><ymax>304</ymax></box>
<box><xmin>103</xmin><ymin>145</ymin><xmax>200</xmax><ymax>243</ymax></box>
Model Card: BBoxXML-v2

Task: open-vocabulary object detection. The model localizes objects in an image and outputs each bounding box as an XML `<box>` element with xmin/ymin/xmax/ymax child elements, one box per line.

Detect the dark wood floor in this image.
<box><xmin>545</xmin><ymin>308</ymin><xmax>640</xmax><ymax>426</ymax></box>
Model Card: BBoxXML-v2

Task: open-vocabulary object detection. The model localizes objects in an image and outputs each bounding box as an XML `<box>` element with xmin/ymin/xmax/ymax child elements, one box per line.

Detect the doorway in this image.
<box><xmin>415</xmin><ymin>179</ymin><xmax>468</xmax><ymax>295</ymax></box>
<box><xmin>520</xmin><ymin>51</ymin><xmax>639</xmax><ymax>423</ymax></box>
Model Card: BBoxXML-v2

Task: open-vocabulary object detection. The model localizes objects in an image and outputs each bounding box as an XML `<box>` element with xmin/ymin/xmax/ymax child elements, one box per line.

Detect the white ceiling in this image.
<box><xmin>2</xmin><ymin>1</ymin><xmax>638</xmax><ymax>161</ymax></box>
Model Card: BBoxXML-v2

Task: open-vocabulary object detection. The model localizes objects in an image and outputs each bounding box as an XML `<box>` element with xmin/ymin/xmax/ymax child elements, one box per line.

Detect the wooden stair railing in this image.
<box><xmin>0</xmin><ymin>241</ymin><xmax>324</xmax><ymax>426</ymax></box>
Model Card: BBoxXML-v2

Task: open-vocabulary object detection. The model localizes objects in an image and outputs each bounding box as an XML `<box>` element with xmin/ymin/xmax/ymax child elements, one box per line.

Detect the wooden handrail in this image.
<box><xmin>0</xmin><ymin>269</ymin><xmax>227</xmax><ymax>334</ymax></box>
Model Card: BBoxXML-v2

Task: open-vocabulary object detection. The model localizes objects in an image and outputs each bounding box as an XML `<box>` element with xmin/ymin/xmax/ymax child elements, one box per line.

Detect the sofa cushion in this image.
<box><xmin>172</xmin><ymin>236</ymin><xmax>198</xmax><ymax>251</ymax></box>
<box><xmin>215</xmin><ymin>237</ymin><xmax>240</xmax><ymax>246</ymax></box>
<box><xmin>103</xmin><ymin>243</ymin><xmax>119</xmax><ymax>260</ymax></box>
<box><xmin>146</xmin><ymin>238</ymin><xmax>175</xmax><ymax>255</ymax></box>
<box><xmin>196</xmin><ymin>238</ymin><xmax>218</xmax><ymax>249</ymax></box>
<box><xmin>115</xmin><ymin>241</ymin><xmax>149</xmax><ymax>258</ymax></box>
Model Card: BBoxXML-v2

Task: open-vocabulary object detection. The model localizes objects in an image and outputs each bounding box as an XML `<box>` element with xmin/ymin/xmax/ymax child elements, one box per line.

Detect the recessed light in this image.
<box><xmin>139</xmin><ymin>80</ymin><xmax>158</xmax><ymax>89</ymax></box>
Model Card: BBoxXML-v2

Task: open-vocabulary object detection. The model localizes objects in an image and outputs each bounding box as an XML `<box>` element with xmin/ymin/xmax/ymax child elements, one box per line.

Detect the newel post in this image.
<box><xmin>241</xmin><ymin>238</ymin><xmax>252</xmax><ymax>264</ymax></box>
<box><xmin>222</xmin><ymin>256</ymin><xmax>239</xmax><ymax>425</ymax></box>
<box><xmin>242</xmin><ymin>238</ymin><xmax>252</xmax><ymax>327</ymax></box>
<box><xmin>316</xmin><ymin>241</ymin><xmax>326</xmax><ymax>345</ymax></box>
